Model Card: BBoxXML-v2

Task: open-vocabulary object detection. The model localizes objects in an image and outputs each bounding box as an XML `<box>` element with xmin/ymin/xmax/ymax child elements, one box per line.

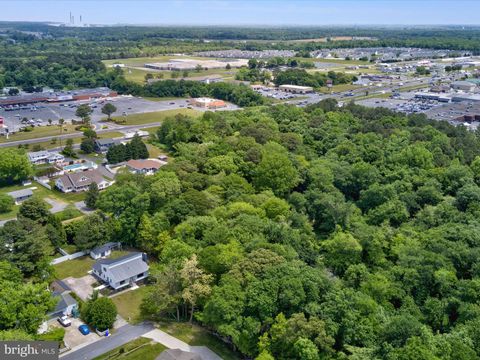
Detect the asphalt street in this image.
<box><xmin>0</xmin><ymin>122</ymin><xmax>162</xmax><ymax>148</ymax></box>
<box><xmin>60</xmin><ymin>322</ymin><xmax>155</xmax><ymax>360</ymax></box>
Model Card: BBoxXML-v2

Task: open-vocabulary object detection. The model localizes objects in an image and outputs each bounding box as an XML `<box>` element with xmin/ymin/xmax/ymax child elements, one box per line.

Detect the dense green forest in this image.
<box><xmin>3</xmin><ymin>101</ymin><xmax>480</xmax><ymax>358</ymax></box>
<box><xmin>96</xmin><ymin>101</ymin><xmax>480</xmax><ymax>359</ymax></box>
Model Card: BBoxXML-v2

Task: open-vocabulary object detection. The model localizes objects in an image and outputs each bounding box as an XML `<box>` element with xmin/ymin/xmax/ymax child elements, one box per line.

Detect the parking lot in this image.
<box><xmin>0</xmin><ymin>95</ymin><xmax>238</xmax><ymax>132</ymax></box>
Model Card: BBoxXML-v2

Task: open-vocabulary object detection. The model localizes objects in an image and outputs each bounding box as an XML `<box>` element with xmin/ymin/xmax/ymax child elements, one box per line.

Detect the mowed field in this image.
<box><xmin>110</xmin><ymin>108</ymin><xmax>200</xmax><ymax>125</ymax></box>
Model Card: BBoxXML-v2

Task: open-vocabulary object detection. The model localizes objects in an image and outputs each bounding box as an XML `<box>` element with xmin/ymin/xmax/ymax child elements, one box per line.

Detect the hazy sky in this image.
<box><xmin>2</xmin><ymin>0</ymin><xmax>480</xmax><ymax>26</ymax></box>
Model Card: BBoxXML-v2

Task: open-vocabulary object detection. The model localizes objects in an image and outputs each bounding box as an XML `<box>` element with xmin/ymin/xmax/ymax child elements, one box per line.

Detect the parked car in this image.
<box><xmin>78</xmin><ymin>324</ymin><xmax>90</xmax><ymax>335</ymax></box>
<box><xmin>57</xmin><ymin>316</ymin><xmax>71</xmax><ymax>327</ymax></box>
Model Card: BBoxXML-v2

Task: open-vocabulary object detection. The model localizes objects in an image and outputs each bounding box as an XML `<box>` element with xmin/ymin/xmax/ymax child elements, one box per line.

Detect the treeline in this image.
<box><xmin>274</xmin><ymin>68</ymin><xmax>357</xmax><ymax>87</ymax></box>
<box><xmin>0</xmin><ymin>54</ymin><xmax>113</xmax><ymax>90</ymax></box>
<box><xmin>106</xmin><ymin>134</ymin><xmax>149</xmax><ymax>164</ymax></box>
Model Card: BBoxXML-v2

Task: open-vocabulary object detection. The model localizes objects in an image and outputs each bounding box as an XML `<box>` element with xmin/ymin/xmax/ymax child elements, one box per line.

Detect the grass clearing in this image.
<box><xmin>53</xmin><ymin>255</ymin><xmax>95</xmax><ymax>279</ymax></box>
<box><xmin>318</xmin><ymin>83</ymin><xmax>360</xmax><ymax>94</ymax></box>
<box><xmin>159</xmin><ymin>322</ymin><xmax>241</xmax><ymax>360</ymax></box>
<box><xmin>54</xmin><ymin>205</ymin><xmax>83</xmax><ymax>222</ymax></box>
<box><xmin>109</xmin><ymin>109</ymin><xmax>200</xmax><ymax>125</ymax></box>
<box><xmin>53</xmin><ymin>249</ymin><xmax>133</xmax><ymax>279</ymax></box>
<box><xmin>0</xmin><ymin>124</ymin><xmax>78</xmax><ymax>143</ymax></box>
<box><xmin>0</xmin><ymin>181</ymin><xmax>77</xmax><ymax>220</ymax></box>
<box><xmin>146</xmin><ymin>143</ymin><xmax>163</xmax><ymax>158</ymax></box>
<box><xmin>94</xmin><ymin>337</ymin><xmax>166</xmax><ymax>360</ymax></box>
<box><xmin>111</xmin><ymin>286</ymin><xmax>150</xmax><ymax>324</ymax></box>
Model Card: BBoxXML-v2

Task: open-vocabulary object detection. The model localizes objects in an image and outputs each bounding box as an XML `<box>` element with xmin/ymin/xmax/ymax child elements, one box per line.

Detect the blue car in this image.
<box><xmin>78</xmin><ymin>324</ymin><xmax>90</xmax><ymax>335</ymax></box>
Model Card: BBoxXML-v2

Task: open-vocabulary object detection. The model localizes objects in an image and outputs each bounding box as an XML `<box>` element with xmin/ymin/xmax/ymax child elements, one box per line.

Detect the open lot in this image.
<box><xmin>54</xmin><ymin>250</ymin><xmax>133</xmax><ymax>280</ymax></box>
<box><xmin>159</xmin><ymin>322</ymin><xmax>241</xmax><ymax>360</ymax></box>
<box><xmin>0</xmin><ymin>181</ymin><xmax>86</xmax><ymax>221</ymax></box>
<box><xmin>110</xmin><ymin>108</ymin><xmax>200</xmax><ymax>125</ymax></box>
<box><xmin>94</xmin><ymin>337</ymin><xmax>166</xmax><ymax>360</ymax></box>
<box><xmin>111</xmin><ymin>286</ymin><xmax>150</xmax><ymax>324</ymax></box>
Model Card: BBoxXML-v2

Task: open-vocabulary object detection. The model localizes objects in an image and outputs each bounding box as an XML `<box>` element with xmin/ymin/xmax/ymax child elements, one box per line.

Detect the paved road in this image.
<box><xmin>60</xmin><ymin>322</ymin><xmax>155</xmax><ymax>360</ymax></box>
<box><xmin>0</xmin><ymin>122</ymin><xmax>162</xmax><ymax>148</ymax></box>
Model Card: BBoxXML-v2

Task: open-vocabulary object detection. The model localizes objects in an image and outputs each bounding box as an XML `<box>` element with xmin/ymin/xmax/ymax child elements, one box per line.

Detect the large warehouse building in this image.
<box><xmin>0</xmin><ymin>87</ymin><xmax>117</xmax><ymax>107</ymax></box>
<box><xmin>278</xmin><ymin>85</ymin><xmax>314</xmax><ymax>94</ymax></box>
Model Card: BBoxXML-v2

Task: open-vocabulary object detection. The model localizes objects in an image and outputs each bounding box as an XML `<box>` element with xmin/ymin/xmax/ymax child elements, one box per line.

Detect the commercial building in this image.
<box><xmin>0</xmin><ymin>87</ymin><xmax>117</xmax><ymax>107</ymax></box>
<box><xmin>451</xmin><ymin>81</ymin><xmax>476</xmax><ymax>92</ymax></box>
<box><xmin>190</xmin><ymin>97</ymin><xmax>226</xmax><ymax>109</ymax></box>
<box><xmin>451</xmin><ymin>94</ymin><xmax>480</xmax><ymax>102</ymax></box>
<box><xmin>278</xmin><ymin>85</ymin><xmax>314</xmax><ymax>94</ymax></box>
<box><xmin>92</xmin><ymin>252</ymin><xmax>149</xmax><ymax>290</ymax></box>
<box><xmin>55</xmin><ymin>169</ymin><xmax>114</xmax><ymax>193</ymax></box>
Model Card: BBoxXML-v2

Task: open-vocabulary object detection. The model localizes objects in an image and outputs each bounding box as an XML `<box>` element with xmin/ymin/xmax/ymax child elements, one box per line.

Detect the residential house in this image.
<box><xmin>126</xmin><ymin>159</ymin><xmax>164</xmax><ymax>175</ymax></box>
<box><xmin>55</xmin><ymin>169</ymin><xmax>114</xmax><ymax>193</ymax></box>
<box><xmin>92</xmin><ymin>252</ymin><xmax>149</xmax><ymax>290</ymax></box>
<box><xmin>8</xmin><ymin>189</ymin><xmax>33</xmax><ymax>204</ymax></box>
<box><xmin>28</xmin><ymin>151</ymin><xmax>65</xmax><ymax>165</ymax></box>
<box><xmin>48</xmin><ymin>280</ymin><xmax>78</xmax><ymax>318</ymax></box>
<box><xmin>90</xmin><ymin>242</ymin><xmax>121</xmax><ymax>260</ymax></box>
<box><xmin>94</xmin><ymin>138</ymin><xmax>116</xmax><ymax>153</ymax></box>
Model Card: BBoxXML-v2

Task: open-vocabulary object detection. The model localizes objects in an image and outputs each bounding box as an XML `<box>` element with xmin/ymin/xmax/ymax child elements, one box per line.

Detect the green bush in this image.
<box><xmin>36</xmin><ymin>327</ymin><xmax>65</xmax><ymax>342</ymax></box>
<box><xmin>0</xmin><ymin>193</ymin><xmax>14</xmax><ymax>213</ymax></box>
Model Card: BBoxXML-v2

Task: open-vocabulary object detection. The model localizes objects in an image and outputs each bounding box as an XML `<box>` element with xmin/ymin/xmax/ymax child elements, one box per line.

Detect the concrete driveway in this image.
<box><xmin>56</xmin><ymin>318</ymin><xmax>100</xmax><ymax>349</ymax></box>
<box><xmin>45</xmin><ymin>197</ymin><xmax>68</xmax><ymax>213</ymax></box>
<box><xmin>63</xmin><ymin>275</ymin><xmax>96</xmax><ymax>301</ymax></box>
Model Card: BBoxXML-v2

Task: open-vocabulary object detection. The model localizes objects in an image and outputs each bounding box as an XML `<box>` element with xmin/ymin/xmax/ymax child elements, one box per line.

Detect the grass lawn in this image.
<box><xmin>0</xmin><ymin>124</ymin><xmax>78</xmax><ymax>143</ymax></box>
<box><xmin>54</xmin><ymin>205</ymin><xmax>83</xmax><ymax>222</ymax></box>
<box><xmin>61</xmin><ymin>244</ymin><xmax>79</xmax><ymax>254</ymax></box>
<box><xmin>94</xmin><ymin>337</ymin><xmax>166</xmax><ymax>360</ymax></box>
<box><xmin>146</xmin><ymin>144</ymin><xmax>164</xmax><ymax>158</ymax></box>
<box><xmin>318</xmin><ymin>83</ymin><xmax>361</xmax><ymax>94</ymax></box>
<box><xmin>111</xmin><ymin>286</ymin><xmax>151</xmax><ymax>324</ymax></box>
<box><xmin>159</xmin><ymin>322</ymin><xmax>241</xmax><ymax>360</ymax></box>
<box><xmin>53</xmin><ymin>249</ymin><xmax>133</xmax><ymax>279</ymax></box>
<box><xmin>0</xmin><ymin>206</ymin><xmax>19</xmax><ymax>221</ymax></box>
<box><xmin>0</xmin><ymin>181</ymin><xmax>72</xmax><ymax>217</ymax></box>
<box><xmin>109</xmin><ymin>109</ymin><xmax>200</xmax><ymax>126</ymax></box>
<box><xmin>53</xmin><ymin>255</ymin><xmax>95</xmax><ymax>279</ymax></box>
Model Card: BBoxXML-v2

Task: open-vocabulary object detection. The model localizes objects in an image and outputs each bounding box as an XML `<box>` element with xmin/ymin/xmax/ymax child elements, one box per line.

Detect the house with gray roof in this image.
<box><xmin>28</xmin><ymin>150</ymin><xmax>65</xmax><ymax>165</ymax></box>
<box><xmin>90</xmin><ymin>242</ymin><xmax>120</xmax><ymax>260</ymax></box>
<box><xmin>47</xmin><ymin>280</ymin><xmax>78</xmax><ymax>318</ymax></box>
<box><xmin>8</xmin><ymin>189</ymin><xmax>33</xmax><ymax>204</ymax></box>
<box><xmin>94</xmin><ymin>138</ymin><xmax>116</xmax><ymax>153</ymax></box>
<box><xmin>55</xmin><ymin>169</ymin><xmax>114</xmax><ymax>193</ymax></box>
<box><xmin>92</xmin><ymin>252</ymin><xmax>149</xmax><ymax>290</ymax></box>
